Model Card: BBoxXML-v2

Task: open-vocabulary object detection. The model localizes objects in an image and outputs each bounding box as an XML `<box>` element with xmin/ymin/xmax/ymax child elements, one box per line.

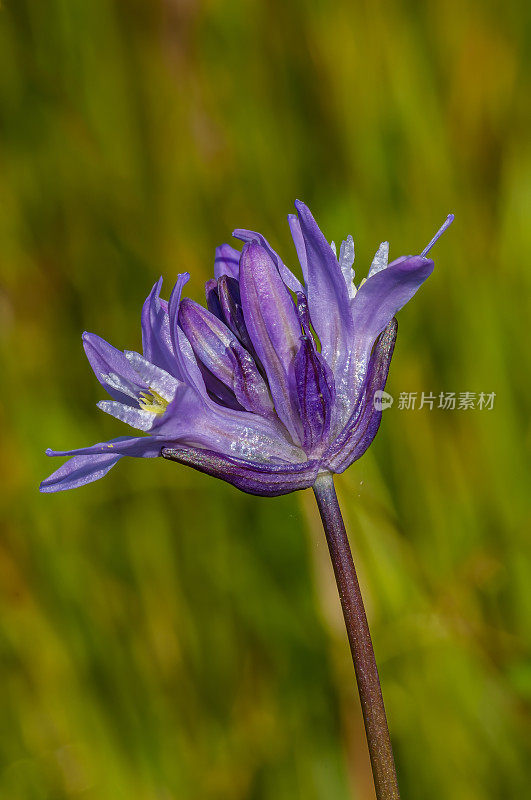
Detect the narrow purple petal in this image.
<box><xmin>40</xmin><ymin>452</ymin><xmax>122</xmax><ymax>492</ymax></box>
<box><xmin>44</xmin><ymin>435</ymin><xmax>165</xmax><ymax>459</ymax></box>
<box><xmin>227</xmin><ymin>343</ymin><xmax>275</xmax><ymax>419</ymax></box>
<box><xmin>325</xmin><ymin>318</ymin><xmax>398</xmax><ymax>472</ymax></box>
<box><xmin>287</xmin><ymin>213</ymin><xmax>308</xmax><ymax>285</ymax></box>
<box><xmin>178</xmin><ymin>298</ymin><xmax>241</xmax><ymax>387</ymax></box>
<box><xmin>40</xmin><ymin>435</ymin><xmax>167</xmax><ymax>492</ymax></box>
<box><xmin>217</xmin><ymin>275</ymin><xmax>258</xmax><ymax>360</ymax></box>
<box><xmin>350</xmin><ymin>255</ymin><xmax>433</xmax><ymax>369</ymax></box>
<box><xmin>141</xmin><ymin>278</ymin><xmax>179</xmax><ymax>378</ymax></box>
<box><xmin>162</xmin><ymin>445</ymin><xmax>320</xmax><ymax>497</ymax></box>
<box><xmin>290</xmin><ymin>336</ymin><xmax>335</xmax><ymax>454</ymax></box>
<box><xmin>294</xmin><ymin>200</ymin><xmax>354</xmax><ymax>370</ymax></box>
<box><xmin>178</xmin><ymin>298</ymin><xmax>273</xmax><ymax>415</ymax></box>
<box><xmin>233</xmin><ymin>228</ymin><xmax>304</xmax><ymax>294</ymax></box>
<box><xmin>82</xmin><ymin>332</ymin><xmax>148</xmax><ymax>403</ymax></box>
<box><xmin>238</xmin><ymin>242</ymin><xmax>302</xmax><ymax>440</ymax></box>
<box><xmin>205</xmin><ymin>278</ymin><xmax>223</xmax><ymax>319</ymax></box>
<box><xmin>214</xmin><ymin>243</ymin><xmax>241</xmax><ymax>281</ymax></box>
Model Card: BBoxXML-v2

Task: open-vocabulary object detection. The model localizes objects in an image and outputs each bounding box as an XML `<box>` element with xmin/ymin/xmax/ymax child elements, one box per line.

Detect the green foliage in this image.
<box><xmin>0</xmin><ymin>0</ymin><xmax>529</xmax><ymax>797</ymax></box>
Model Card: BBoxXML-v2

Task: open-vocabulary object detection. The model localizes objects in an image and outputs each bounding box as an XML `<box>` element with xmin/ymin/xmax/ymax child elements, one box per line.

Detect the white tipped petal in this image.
<box><xmin>124</xmin><ymin>350</ymin><xmax>180</xmax><ymax>402</ymax></box>
<box><xmin>97</xmin><ymin>401</ymin><xmax>156</xmax><ymax>431</ymax></box>
<box><xmin>339</xmin><ymin>234</ymin><xmax>356</xmax><ymax>299</ymax></box>
<box><xmin>368</xmin><ymin>241</ymin><xmax>389</xmax><ymax>278</ymax></box>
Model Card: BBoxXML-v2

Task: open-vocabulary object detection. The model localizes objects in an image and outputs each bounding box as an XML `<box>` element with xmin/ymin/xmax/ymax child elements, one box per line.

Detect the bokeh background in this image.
<box><xmin>1</xmin><ymin>0</ymin><xmax>530</xmax><ymax>798</ymax></box>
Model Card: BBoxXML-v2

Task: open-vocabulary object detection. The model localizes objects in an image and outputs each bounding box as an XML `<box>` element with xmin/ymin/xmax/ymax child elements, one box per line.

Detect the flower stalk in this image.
<box><xmin>313</xmin><ymin>472</ymin><xmax>400</xmax><ymax>800</ymax></box>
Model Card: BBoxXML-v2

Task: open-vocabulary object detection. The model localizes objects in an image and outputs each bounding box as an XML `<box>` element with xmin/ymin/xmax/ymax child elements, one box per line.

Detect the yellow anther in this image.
<box><xmin>138</xmin><ymin>388</ymin><xmax>169</xmax><ymax>416</ymax></box>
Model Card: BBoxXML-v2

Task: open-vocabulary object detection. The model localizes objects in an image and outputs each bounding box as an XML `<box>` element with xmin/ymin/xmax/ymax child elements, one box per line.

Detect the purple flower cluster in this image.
<box><xmin>41</xmin><ymin>202</ymin><xmax>452</xmax><ymax>496</ymax></box>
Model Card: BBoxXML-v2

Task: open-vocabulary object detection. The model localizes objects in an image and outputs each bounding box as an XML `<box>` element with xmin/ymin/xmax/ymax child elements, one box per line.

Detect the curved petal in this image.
<box><xmin>162</xmin><ymin>445</ymin><xmax>319</xmax><ymax>497</ymax></box>
<box><xmin>141</xmin><ymin>278</ymin><xmax>179</xmax><ymax>378</ymax></box>
<box><xmin>40</xmin><ymin>453</ymin><xmax>122</xmax><ymax>492</ymax></box>
<box><xmin>294</xmin><ymin>200</ymin><xmax>354</xmax><ymax>370</ymax></box>
<box><xmin>44</xmin><ymin>435</ymin><xmax>165</xmax><ymax>460</ymax></box>
<box><xmin>289</xmin><ymin>336</ymin><xmax>335</xmax><ymax>454</ymax></box>
<box><xmin>82</xmin><ymin>332</ymin><xmax>148</xmax><ymax>403</ymax></box>
<box><xmin>350</xmin><ymin>255</ymin><xmax>433</xmax><ymax>371</ymax></box>
<box><xmin>287</xmin><ymin>213</ymin><xmax>308</xmax><ymax>285</ymax></box>
<box><xmin>239</xmin><ymin>242</ymin><xmax>302</xmax><ymax>440</ymax></box>
<box><xmin>40</xmin><ymin>435</ymin><xmax>165</xmax><ymax>493</ymax></box>
<box><xmin>325</xmin><ymin>318</ymin><xmax>397</xmax><ymax>472</ymax></box>
<box><xmin>233</xmin><ymin>227</ymin><xmax>304</xmax><ymax>293</ymax></box>
<box><xmin>214</xmin><ymin>243</ymin><xmax>241</xmax><ymax>281</ymax></box>
<box><xmin>217</xmin><ymin>276</ymin><xmax>258</xmax><ymax>361</ymax></box>
<box><xmin>97</xmin><ymin>400</ymin><xmax>159</xmax><ymax>431</ymax></box>
<box><xmin>124</xmin><ymin>351</ymin><xmax>180</xmax><ymax>401</ymax></box>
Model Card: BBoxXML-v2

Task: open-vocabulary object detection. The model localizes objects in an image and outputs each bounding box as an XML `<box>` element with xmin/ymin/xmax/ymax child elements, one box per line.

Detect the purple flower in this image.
<box><xmin>40</xmin><ymin>202</ymin><xmax>453</xmax><ymax>496</ymax></box>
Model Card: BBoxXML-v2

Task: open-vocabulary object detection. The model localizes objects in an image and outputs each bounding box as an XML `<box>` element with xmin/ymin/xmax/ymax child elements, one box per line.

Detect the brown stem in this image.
<box><xmin>313</xmin><ymin>472</ymin><xmax>400</xmax><ymax>800</ymax></box>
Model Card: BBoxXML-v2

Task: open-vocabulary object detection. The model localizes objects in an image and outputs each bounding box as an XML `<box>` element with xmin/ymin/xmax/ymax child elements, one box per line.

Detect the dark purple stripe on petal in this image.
<box><xmin>290</xmin><ymin>336</ymin><xmax>335</xmax><ymax>453</ymax></box>
<box><xmin>162</xmin><ymin>445</ymin><xmax>320</xmax><ymax>496</ymax></box>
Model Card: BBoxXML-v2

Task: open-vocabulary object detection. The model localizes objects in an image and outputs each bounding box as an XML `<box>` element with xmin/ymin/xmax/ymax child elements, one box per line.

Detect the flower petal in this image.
<box><xmin>227</xmin><ymin>343</ymin><xmax>275</xmax><ymax>418</ymax></box>
<box><xmin>238</xmin><ymin>242</ymin><xmax>302</xmax><ymax>440</ymax></box>
<box><xmin>368</xmin><ymin>242</ymin><xmax>389</xmax><ymax>278</ymax></box>
<box><xmin>83</xmin><ymin>332</ymin><xmax>148</xmax><ymax>403</ymax></box>
<box><xmin>40</xmin><ymin>435</ymin><xmax>166</xmax><ymax>492</ymax></box>
<box><xmin>233</xmin><ymin>227</ymin><xmax>304</xmax><ymax>293</ymax></box>
<box><xmin>350</xmin><ymin>255</ymin><xmax>433</xmax><ymax>371</ymax></box>
<box><xmin>97</xmin><ymin>400</ymin><xmax>158</xmax><ymax>431</ymax></box>
<box><xmin>290</xmin><ymin>336</ymin><xmax>335</xmax><ymax>454</ymax></box>
<box><xmin>214</xmin><ymin>244</ymin><xmax>241</xmax><ymax>281</ymax></box>
<box><xmin>141</xmin><ymin>278</ymin><xmax>179</xmax><ymax>378</ymax></box>
<box><xmin>325</xmin><ymin>318</ymin><xmax>397</xmax><ymax>472</ymax></box>
<box><xmin>293</xmin><ymin>200</ymin><xmax>354</xmax><ymax>370</ymax></box>
<box><xmin>205</xmin><ymin>278</ymin><xmax>223</xmax><ymax>320</ymax></box>
<box><xmin>162</xmin><ymin>445</ymin><xmax>319</xmax><ymax>497</ymax></box>
<box><xmin>40</xmin><ymin>452</ymin><xmax>122</xmax><ymax>492</ymax></box>
<box><xmin>124</xmin><ymin>351</ymin><xmax>181</xmax><ymax>401</ymax></box>
<box><xmin>44</xmin><ymin>435</ymin><xmax>165</xmax><ymax>459</ymax></box>
<box><xmin>287</xmin><ymin>213</ymin><xmax>308</xmax><ymax>285</ymax></box>
<box><xmin>178</xmin><ymin>298</ymin><xmax>275</xmax><ymax>416</ymax></box>
<box><xmin>217</xmin><ymin>275</ymin><xmax>258</xmax><ymax>360</ymax></box>
<box><xmin>338</xmin><ymin>235</ymin><xmax>356</xmax><ymax>299</ymax></box>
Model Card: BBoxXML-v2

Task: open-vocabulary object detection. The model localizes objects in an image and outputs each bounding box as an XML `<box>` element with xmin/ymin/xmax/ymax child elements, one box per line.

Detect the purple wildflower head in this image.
<box><xmin>40</xmin><ymin>202</ymin><xmax>453</xmax><ymax>496</ymax></box>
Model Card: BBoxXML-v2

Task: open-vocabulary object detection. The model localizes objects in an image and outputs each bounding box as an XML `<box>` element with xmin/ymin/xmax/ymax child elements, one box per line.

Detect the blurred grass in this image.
<box><xmin>0</xmin><ymin>0</ymin><xmax>530</xmax><ymax>798</ymax></box>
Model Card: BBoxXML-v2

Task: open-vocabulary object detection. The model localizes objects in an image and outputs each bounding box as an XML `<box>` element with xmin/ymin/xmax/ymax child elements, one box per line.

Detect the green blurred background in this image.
<box><xmin>1</xmin><ymin>0</ymin><xmax>530</xmax><ymax>798</ymax></box>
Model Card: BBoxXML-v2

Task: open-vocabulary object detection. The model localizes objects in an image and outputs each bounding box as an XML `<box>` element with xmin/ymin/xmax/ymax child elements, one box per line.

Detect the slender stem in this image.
<box><xmin>313</xmin><ymin>472</ymin><xmax>400</xmax><ymax>800</ymax></box>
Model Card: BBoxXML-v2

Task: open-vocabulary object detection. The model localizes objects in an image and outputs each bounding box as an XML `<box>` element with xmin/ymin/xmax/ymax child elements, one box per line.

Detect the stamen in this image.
<box><xmin>138</xmin><ymin>388</ymin><xmax>169</xmax><ymax>416</ymax></box>
<box><xmin>420</xmin><ymin>214</ymin><xmax>455</xmax><ymax>257</ymax></box>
